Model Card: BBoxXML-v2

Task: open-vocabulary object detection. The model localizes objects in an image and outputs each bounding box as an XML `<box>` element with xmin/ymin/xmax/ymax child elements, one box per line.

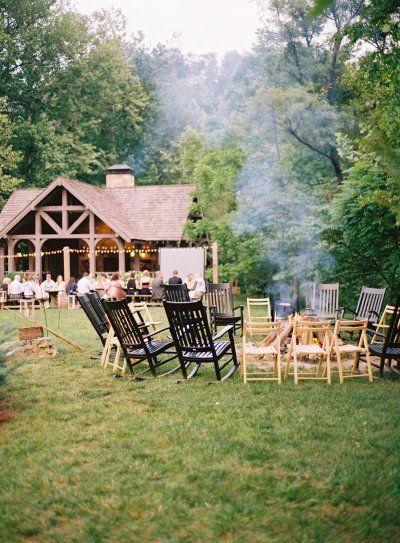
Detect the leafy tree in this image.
<box><xmin>0</xmin><ymin>97</ymin><xmax>21</xmax><ymax>207</ymax></box>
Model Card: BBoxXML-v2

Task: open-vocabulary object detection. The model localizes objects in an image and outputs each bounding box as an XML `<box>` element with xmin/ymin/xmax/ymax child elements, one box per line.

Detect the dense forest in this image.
<box><xmin>1</xmin><ymin>0</ymin><xmax>399</xmax><ymax>302</ymax></box>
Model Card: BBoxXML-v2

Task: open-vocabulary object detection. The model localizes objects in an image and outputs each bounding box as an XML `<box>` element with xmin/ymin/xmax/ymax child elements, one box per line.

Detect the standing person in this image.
<box><xmin>185</xmin><ymin>273</ymin><xmax>196</xmax><ymax>291</ymax></box>
<box><xmin>77</xmin><ymin>272</ymin><xmax>92</xmax><ymax>295</ymax></box>
<box><xmin>168</xmin><ymin>270</ymin><xmax>182</xmax><ymax>285</ymax></box>
<box><xmin>189</xmin><ymin>273</ymin><xmax>206</xmax><ymax>300</ymax></box>
<box><xmin>23</xmin><ymin>274</ymin><xmax>37</xmax><ymax>298</ymax></box>
<box><xmin>56</xmin><ymin>275</ymin><xmax>65</xmax><ymax>306</ymax></box>
<box><xmin>151</xmin><ymin>271</ymin><xmax>164</xmax><ymax>302</ymax></box>
<box><xmin>42</xmin><ymin>273</ymin><xmax>56</xmax><ymax>291</ymax></box>
<box><xmin>139</xmin><ymin>270</ymin><xmax>152</xmax><ymax>295</ymax></box>
<box><xmin>107</xmin><ymin>273</ymin><xmax>126</xmax><ymax>300</ymax></box>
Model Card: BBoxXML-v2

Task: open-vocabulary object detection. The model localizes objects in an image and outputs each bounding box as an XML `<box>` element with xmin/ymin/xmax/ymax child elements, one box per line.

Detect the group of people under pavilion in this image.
<box><xmin>1</xmin><ymin>267</ymin><xmax>206</xmax><ymax>306</ymax></box>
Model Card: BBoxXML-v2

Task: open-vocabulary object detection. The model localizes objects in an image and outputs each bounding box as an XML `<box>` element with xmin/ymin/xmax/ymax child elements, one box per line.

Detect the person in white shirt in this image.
<box><xmin>8</xmin><ymin>275</ymin><xmax>23</xmax><ymax>297</ymax></box>
<box><xmin>77</xmin><ymin>272</ymin><xmax>93</xmax><ymax>295</ymax></box>
<box><xmin>23</xmin><ymin>275</ymin><xmax>37</xmax><ymax>298</ymax></box>
<box><xmin>189</xmin><ymin>273</ymin><xmax>206</xmax><ymax>300</ymax></box>
<box><xmin>42</xmin><ymin>273</ymin><xmax>56</xmax><ymax>291</ymax></box>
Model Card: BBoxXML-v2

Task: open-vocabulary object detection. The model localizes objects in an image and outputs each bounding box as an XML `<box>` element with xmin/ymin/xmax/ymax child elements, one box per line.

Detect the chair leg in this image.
<box><xmin>112</xmin><ymin>345</ymin><xmax>121</xmax><ymax>372</ymax></box>
<box><xmin>242</xmin><ymin>351</ymin><xmax>247</xmax><ymax>383</ymax></box>
<box><xmin>326</xmin><ymin>354</ymin><xmax>331</xmax><ymax>384</ymax></box>
<box><xmin>380</xmin><ymin>355</ymin><xmax>385</xmax><ymax>378</ymax></box>
<box><xmin>365</xmin><ymin>349</ymin><xmax>373</xmax><ymax>382</ymax></box>
<box><xmin>293</xmin><ymin>351</ymin><xmax>298</xmax><ymax>385</ymax></box>
<box><xmin>336</xmin><ymin>349</ymin><xmax>344</xmax><ymax>384</ymax></box>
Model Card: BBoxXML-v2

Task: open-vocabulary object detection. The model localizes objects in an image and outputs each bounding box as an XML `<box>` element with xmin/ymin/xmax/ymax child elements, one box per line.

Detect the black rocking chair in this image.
<box><xmin>78</xmin><ymin>294</ymin><xmax>109</xmax><ymax>346</ymax></box>
<box><xmin>102</xmin><ymin>299</ymin><xmax>179</xmax><ymax>377</ymax></box>
<box><xmin>164</xmin><ymin>300</ymin><xmax>239</xmax><ymax>381</ymax></box>
<box><xmin>164</xmin><ymin>284</ymin><xmax>190</xmax><ymax>302</ymax></box>
<box><xmin>206</xmin><ymin>282</ymin><xmax>244</xmax><ymax>335</ymax></box>
<box><xmin>365</xmin><ymin>295</ymin><xmax>400</xmax><ymax>377</ymax></box>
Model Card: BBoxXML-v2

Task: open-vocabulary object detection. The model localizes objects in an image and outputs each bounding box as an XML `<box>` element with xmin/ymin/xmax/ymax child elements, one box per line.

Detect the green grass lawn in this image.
<box><xmin>0</xmin><ymin>306</ymin><xmax>399</xmax><ymax>543</ymax></box>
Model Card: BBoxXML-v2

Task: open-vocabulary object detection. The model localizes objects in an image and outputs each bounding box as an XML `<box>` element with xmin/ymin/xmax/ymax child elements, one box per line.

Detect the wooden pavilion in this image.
<box><xmin>0</xmin><ymin>165</ymin><xmax>195</xmax><ymax>279</ymax></box>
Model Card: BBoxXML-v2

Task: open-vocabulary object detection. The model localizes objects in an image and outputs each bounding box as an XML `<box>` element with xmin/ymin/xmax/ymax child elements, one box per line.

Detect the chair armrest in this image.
<box><xmin>233</xmin><ymin>305</ymin><xmax>244</xmax><ymax>312</ymax></box>
<box><xmin>366</xmin><ymin>328</ymin><xmax>386</xmax><ymax>339</ymax></box>
<box><xmin>337</xmin><ymin>306</ymin><xmax>357</xmax><ymax>319</ymax></box>
<box><xmin>143</xmin><ymin>326</ymin><xmax>170</xmax><ymax>339</ymax></box>
<box><xmin>213</xmin><ymin>325</ymin><xmax>234</xmax><ymax>341</ymax></box>
<box><xmin>367</xmin><ymin>310</ymin><xmax>379</xmax><ymax>322</ymax></box>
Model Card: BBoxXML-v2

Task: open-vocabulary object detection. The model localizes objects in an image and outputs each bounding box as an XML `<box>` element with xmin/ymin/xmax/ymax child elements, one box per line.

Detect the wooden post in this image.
<box><xmin>63</xmin><ymin>246</ymin><xmax>70</xmax><ymax>282</ymax></box>
<box><xmin>0</xmin><ymin>246</ymin><xmax>4</xmax><ymax>278</ymax></box>
<box><xmin>89</xmin><ymin>212</ymin><xmax>96</xmax><ymax>276</ymax></box>
<box><xmin>7</xmin><ymin>239</ymin><xmax>15</xmax><ymax>272</ymax></box>
<box><xmin>35</xmin><ymin>211</ymin><xmax>42</xmax><ymax>277</ymax></box>
<box><xmin>118</xmin><ymin>239</ymin><xmax>125</xmax><ymax>273</ymax></box>
<box><xmin>212</xmin><ymin>242</ymin><xmax>218</xmax><ymax>283</ymax></box>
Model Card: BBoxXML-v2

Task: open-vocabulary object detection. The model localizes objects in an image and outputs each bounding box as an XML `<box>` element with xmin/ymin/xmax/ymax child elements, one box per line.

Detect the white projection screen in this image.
<box><xmin>159</xmin><ymin>248</ymin><xmax>206</xmax><ymax>282</ymax></box>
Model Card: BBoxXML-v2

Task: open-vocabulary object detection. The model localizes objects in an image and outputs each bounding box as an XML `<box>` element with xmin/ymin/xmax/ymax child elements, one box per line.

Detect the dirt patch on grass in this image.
<box><xmin>0</xmin><ymin>399</ymin><xmax>16</xmax><ymax>425</ymax></box>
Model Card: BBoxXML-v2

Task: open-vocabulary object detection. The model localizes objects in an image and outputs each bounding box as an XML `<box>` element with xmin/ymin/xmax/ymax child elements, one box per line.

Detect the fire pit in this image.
<box><xmin>273</xmin><ymin>298</ymin><xmax>300</xmax><ymax>321</ymax></box>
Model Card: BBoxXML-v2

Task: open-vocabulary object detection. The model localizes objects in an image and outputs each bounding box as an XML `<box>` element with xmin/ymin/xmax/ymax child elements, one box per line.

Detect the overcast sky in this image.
<box><xmin>73</xmin><ymin>0</ymin><xmax>261</xmax><ymax>56</ymax></box>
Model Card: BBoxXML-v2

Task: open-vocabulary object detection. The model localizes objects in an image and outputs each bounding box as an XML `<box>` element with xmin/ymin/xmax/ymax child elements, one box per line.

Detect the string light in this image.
<box><xmin>0</xmin><ymin>246</ymin><xmax>209</xmax><ymax>259</ymax></box>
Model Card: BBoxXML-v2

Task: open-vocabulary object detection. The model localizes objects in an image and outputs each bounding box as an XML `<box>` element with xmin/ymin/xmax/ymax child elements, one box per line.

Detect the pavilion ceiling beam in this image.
<box><xmin>37</xmin><ymin>205</ymin><xmax>86</xmax><ymax>211</ymax></box>
<box><xmin>39</xmin><ymin>211</ymin><xmax>62</xmax><ymax>234</ymax></box>
<box><xmin>66</xmin><ymin>210</ymin><xmax>90</xmax><ymax>234</ymax></box>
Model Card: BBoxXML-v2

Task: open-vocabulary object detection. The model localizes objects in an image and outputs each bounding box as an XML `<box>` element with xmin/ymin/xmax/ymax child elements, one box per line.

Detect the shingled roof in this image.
<box><xmin>0</xmin><ymin>177</ymin><xmax>195</xmax><ymax>242</ymax></box>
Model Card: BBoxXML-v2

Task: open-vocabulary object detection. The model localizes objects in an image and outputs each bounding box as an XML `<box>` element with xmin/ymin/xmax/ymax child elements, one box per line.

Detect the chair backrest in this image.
<box><xmin>292</xmin><ymin>319</ymin><xmax>331</xmax><ymax>349</ymax></box>
<box><xmin>206</xmin><ymin>283</ymin><xmax>234</xmax><ymax>316</ymax></box>
<box><xmin>164</xmin><ymin>300</ymin><xmax>215</xmax><ymax>356</ymax></box>
<box><xmin>164</xmin><ymin>284</ymin><xmax>190</xmax><ymax>302</ymax></box>
<box><xmin>102</xmin><ymin>299</ymin><xmax>147</xmax><ymax>352</ymax></box>
<box><xmin>247</xmin><ymin>298</ymin><xmax>272</xmax><ymax>324</ymax></box>
<box><xmin>384</xmin><ymin>296</ymin><xmax>400</xmax><ymax>347</ymax></box>
<box><xmin>316</xmin><ymin>283</ymin><xmax>339</xmax><ymax>319</ymax></box>
<box><xmin>244</xmin><ymin>320</ymin><xmax>281</xmax><ymax>346</ymax></box>
<box><xmin>87</xmin><ymin>291</ymin><xmax>106</xmax><ymax>322</ymax></box>
<box><xmin>77</xmin><ymin>294</ymin><xmax>109</xmax><ymax>344</ymax></box>
<box><xmin>333</xmin><ymin>319</ymin><xmax>368</xmax><ymax>336</ymax></box>
<box><xmin>355</xmin><ymin>287</ymin><xmax>386</xmax><ymax>322</ymax></box>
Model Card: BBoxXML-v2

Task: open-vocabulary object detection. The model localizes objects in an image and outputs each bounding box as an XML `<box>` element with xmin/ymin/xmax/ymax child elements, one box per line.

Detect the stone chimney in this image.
<box><xmin>106</xmin><ymin>164</ymin><xmax>135</xmax><ymax>188</ymax></box>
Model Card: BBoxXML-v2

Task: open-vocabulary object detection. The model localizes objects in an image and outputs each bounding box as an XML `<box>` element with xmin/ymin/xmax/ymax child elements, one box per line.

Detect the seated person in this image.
<box><xmin>8</xmin><ymin>275</ymin><xmax>23</xmax><ymax>299</ymax></box>
<box><xmin>107</xmin><ymin>273</ymin><xmax>126</xmax><ymax>300</ymax></box>
<box><xmin>126</xmin><ymin>272</ymin><xmax>137</xmax><ymax>295</ymax></box>
<box><xmin>139</xmin><ymin>270</ymin><xmax>152</xmax><ymax>296</ymax></box>
<box><xmin>185</xmin><ymin>273</ymin><xmax>196</xmax><ymax>291</ymax></box>
<box><xmin>65</xmin><ymin>277</ymin><xmax>78</xmax><ymax>296</ymax></box>
<box><xmin>168</xmin><ymin>270</ymin><xmax>182</xmax><ymax>285</ymax></box>
<box><xmin>77</xmin><ymin>272</ymin><xmax>93</xmax><ymax>295</ymax></box>
<box><xmin>23</xmin><ymin>275</ymin><xmax>37</xmax><ymax>298</ymax></box>
<box><xmin>189</xmin><ymin>273</ymin><xmax>206</xmax><ymax>300</ymax></box>
<box><xmin>42</xmin><ymin>273</ymin><xmax>56</xmax><ymax>291</ymax></box>
<box><xmin>151</xmin><ymin>271</ymin><xmax>164</xmax><ymax>301</ymax></box>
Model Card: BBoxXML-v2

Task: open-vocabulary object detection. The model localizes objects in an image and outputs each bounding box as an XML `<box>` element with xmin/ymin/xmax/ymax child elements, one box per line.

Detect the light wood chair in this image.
<box><xmin>330</xmin><ymin>320</ymin><xmax>373</xmax><ymax>383</ymax></box>
<box><xmin>246</xmin><ymin>298</ymin><xmax>272</xmax><ymax>335</ymax></box>
<box><xmin>242</xmin><ymin>321</ymin><xmax>281</xmax><ymax>383</ymax></box>
<box><xmin>128</xmin><ymin>301</ymin><xmax>162</xmax><ymax>333</ymax></box>
<box><xmin>19</xmin><ymin>298</ymin><xmax>35</xmax><ymax>318</ymax></box>
<box><xmin>0</xmin><ymin>291</ymin><xmax>7</xmax><ymax>309</ymax></box>
<box><xmin>371</xmin><ymin>305</ymin><xmax>395</xmax><ymax>344</ymax></box>
<box><xmin>316</xmin><ymin>283</ymin><xmax>339</xmax><ymax>319</ymax></box>
<box><xmin>100</xmin><ymin>325</ymin><xmax>127</xmax><ymax>373</ymax></box>
<box><xmin>284</xmin><ymin>319</ymin><xmax>331</xmax><ymax>384</ymax></box>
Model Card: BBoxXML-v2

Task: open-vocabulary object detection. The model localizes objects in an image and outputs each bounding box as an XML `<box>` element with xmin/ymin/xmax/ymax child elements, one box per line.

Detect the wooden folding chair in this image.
<box><xmin>284</xmin><ymin>319</ymin><xmax>331</xmax><ymax>384</ymax></box>
<box><xmin>371</xmin><ymin>305</ymin><xmax>395</xmax><ymax>344</ymax></box>
<box><xmin>242</xmin><ymin>321</ymin><xmax>281</xmax><ymax>383</ymax></box>
<box><xmin>128</xmin><ymin>301</ymin><xmax>162</xmax><ymax>333</ymax></box>
<box><xmin>246</xmin><ymin>298</ymin><xmax>272</xmax><ymax>335</ymax></box>
<box><xmin>330</xmin><ymin>320</ymin><xmax>373</xmax><ymax>383</ymax></box>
